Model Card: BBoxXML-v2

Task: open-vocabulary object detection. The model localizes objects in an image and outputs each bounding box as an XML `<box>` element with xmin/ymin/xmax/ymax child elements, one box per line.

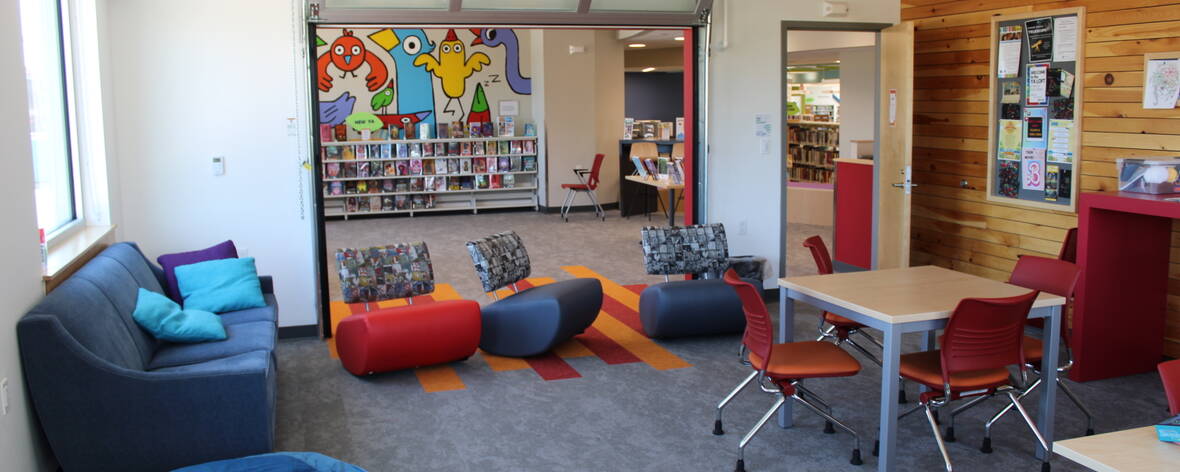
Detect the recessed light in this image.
<box><xmin>629</xmin><ymin>43</ymin><xmax>646</xmax><ymax>48</ymax></box>
<box><xmin>674</xmin><ymin>36</ymin><xmax>684</xmax><ymax>41</ymax></box>
<box><xmin>642</xmin><ymin>67</ymin><xmax>656</xmax><ymax>72</ymax></box>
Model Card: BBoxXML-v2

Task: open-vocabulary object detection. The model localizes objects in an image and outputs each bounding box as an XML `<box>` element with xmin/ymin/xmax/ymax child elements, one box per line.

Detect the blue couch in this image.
<box><xmin>16</xmin><ymin>242</ymin><xmax>278</xmax><ymax>472</ymax></box>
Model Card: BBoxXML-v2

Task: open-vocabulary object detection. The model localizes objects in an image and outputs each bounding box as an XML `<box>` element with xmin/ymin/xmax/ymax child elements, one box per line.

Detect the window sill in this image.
<box><xmin>44</xmin><ymin>224</ymin><xmax>116</xmax><ymax>293</ymax></box>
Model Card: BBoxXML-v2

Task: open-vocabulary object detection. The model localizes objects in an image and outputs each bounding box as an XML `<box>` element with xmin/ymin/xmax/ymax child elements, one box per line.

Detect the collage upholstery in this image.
<box><xmin>640</xmin><ymin>224</ymin><xmax>730</xmax><ymax>276</ymax></box>
<box><xmin>466</xmin><ymin>231</ymin><xmax>533</xmax><ymax>293</ymax></box>
<box><xmin>335</xmin><ymin>242</ymin><xmax>435</xmax><ymax>303</ymax></box>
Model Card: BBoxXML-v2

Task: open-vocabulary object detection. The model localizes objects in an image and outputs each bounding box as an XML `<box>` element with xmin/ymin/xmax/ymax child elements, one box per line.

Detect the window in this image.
<box><xmin>20</xmin><ymin>0</ymin><xmax>79</xmax><ymax>236</ymax></box>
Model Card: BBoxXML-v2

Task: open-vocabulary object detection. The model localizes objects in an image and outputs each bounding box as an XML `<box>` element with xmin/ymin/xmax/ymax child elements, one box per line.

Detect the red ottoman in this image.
<box><xmin>336</xmin><ymin>300</ymin><xmax>481</xmax><ymax>375</ymax></box>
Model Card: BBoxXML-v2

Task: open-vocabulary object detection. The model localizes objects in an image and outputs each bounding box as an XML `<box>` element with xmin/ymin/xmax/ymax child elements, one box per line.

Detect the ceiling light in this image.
<box><xmin>642</xmin><ymin>67</ymin><xmax>656</xmax><ymax>72</ymax></box>
<box><xmin>629</xmin><ymin>43</ymin><xmax>646</xmax><ymax>48</ymax></box>
<box><xmin>674</xmin><ymin>36</ymin><xmax>684</xmax><ymax>41</ymax></box>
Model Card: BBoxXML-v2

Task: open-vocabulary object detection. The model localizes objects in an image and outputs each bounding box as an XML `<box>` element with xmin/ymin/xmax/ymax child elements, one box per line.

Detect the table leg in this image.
<box><xmin>777</xmin><ymin>288</ymin><xmax>795</xmax><ymax>428</ymax></box>
<box><xmin>877</xmin><ymin>326</ymin><xmax>903</xmax><ymax>472</ymax></box>
<box><xmin>919</xmin><ymin>331</ymin><xmax>937</xmax><ymax>395</ymax></box>
<box><xmin>1035</xmin><ymin>305</ymin><xmax>1061</xmax><ymax>461</ymax></box>
<box><xmin>667</xmin><ymin>188</ymin><xmax>677</xmax><ymax>226</ymax></box>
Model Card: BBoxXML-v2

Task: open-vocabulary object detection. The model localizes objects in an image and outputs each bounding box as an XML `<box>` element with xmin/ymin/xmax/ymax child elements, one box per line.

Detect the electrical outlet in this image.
<box><xmin>1</xmin><ymin>377</ymin><xmax>9</xmax><ymax>416</ymax></box>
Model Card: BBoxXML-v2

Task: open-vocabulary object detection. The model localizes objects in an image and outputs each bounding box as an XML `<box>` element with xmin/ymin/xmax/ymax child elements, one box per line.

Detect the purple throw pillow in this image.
<box><xmin>157</xmin><ymin>240</ymin><xmax>238</xmax><ymax>302</ymax></box>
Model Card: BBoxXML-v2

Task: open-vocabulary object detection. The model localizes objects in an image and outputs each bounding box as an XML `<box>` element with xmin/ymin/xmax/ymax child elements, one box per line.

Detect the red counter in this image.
<box><xmin>834</xmin><ymin>159</ymin><xmax>873</xmax><ymax>270</ymax></box>
<box><xmin>1073</xmin><ymin>192</ymin><xmax>1179</xmax><ymax>381</ymax></box>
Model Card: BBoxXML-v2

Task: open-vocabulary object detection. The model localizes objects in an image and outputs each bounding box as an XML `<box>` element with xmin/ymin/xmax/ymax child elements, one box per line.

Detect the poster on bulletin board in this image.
<box><xmin>986</xmin><ymin>8</ymin><xmax>1085</xmax><ymax>213</ymax></box>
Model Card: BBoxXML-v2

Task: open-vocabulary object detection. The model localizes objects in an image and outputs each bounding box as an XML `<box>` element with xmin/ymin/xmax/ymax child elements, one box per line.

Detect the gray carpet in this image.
<box><xmin>275</xmin><ymin>305</ymin><xmax>1168</xmax><ymax>472</ymax></box>
<box><xmin>300</xmin><ymin>210</ymin><xmax>1168</xmax><ymax>471</ymax></box>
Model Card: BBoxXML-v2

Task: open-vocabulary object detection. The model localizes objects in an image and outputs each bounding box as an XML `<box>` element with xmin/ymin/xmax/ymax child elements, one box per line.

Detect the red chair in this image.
<box><xmin>716</xmin><ymin>270</ymin><xmax>864</xmax><ymax>472</ymax></box>
<box><xmin>559</xmin><ymin>153</ymin><xmax>606</xmax><ymax>222</ymax></box>
<box><xmin>1058</xmin><ymin>227</ymin><xmax>1078</xmax><ymax>263</ymax></box>
<box><xmin>894</xmin><ymin>290</ymin><xmax>1051</xmax><ymax>472</ymax></box>
<box><xmin>1159</xmin><ymin>359</ymin><xmax>1180</xmax><ymax>415</ymax></box>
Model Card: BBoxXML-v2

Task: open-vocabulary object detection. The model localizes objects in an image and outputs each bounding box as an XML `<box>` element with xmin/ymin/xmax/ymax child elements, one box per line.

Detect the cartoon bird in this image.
<box><xmin>370</xmin><ymin>80</ymin><xmax>395</xmax><ymax>114</ymax></box>
<box><xmin>470</xmin><ymin>28</ymin><xmax>531</xmax><ymax>95</ymax></box>
<box><xmin>467</xmin><ymin>83</ymin><xmax>491</xmax><ymax>124</ymax></box>
<box><xmin>317</xmin><ymin>29</ymin><xmax>388</xmax><ymax>92</ymax></box>
<box><xmin>319</xmin><ymin>92</ymin><xmax>357</xmax><ymax>126</ymax></box>
<box><xmin>376</xmin><ymin>110</ymin><xmax>433</xmax><ymax>130</ymax></box>
<box><xmin>368</xmin><ymin>28</ymin><xmax>437</xmax><ymax>128</ymax></box>
<box><xmin>414</xmin><ymin>29</ymin><xmax>491</xmax><ymax>119</ymax></box>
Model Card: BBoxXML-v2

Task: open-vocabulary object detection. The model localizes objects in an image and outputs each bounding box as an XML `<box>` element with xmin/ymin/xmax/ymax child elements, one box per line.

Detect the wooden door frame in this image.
<box><xmin>779</xmin><ymin>21</ymin><xmax>893</xmax><ymax>279</ymax></box>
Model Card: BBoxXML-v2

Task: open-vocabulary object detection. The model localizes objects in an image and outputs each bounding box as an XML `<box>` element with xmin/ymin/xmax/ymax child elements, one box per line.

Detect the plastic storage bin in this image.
<box><xmin>1117</xmin><ymin>158</ymin><xmax>1180</xmax><ymax>194</ymax></box>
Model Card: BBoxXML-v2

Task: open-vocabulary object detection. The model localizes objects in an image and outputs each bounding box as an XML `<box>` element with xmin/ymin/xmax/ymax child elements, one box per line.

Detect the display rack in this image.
<box><xmin>320</xmin><ymin>136</ymin><xmax>540</xmax><ymax>219</ymax></box>
<box><xmin>787</xmin><ymin>121</ymin><xmax>839</xmax><ymax>183</ymax></box>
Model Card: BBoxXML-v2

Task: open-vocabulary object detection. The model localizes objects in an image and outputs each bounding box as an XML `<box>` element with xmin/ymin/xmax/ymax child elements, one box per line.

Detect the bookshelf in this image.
<box><xmin>320</xmin><ymin>136</ymin><xmax>540</xmax><ymax>219</ymax></box>
<box><xmin>787</xmin><ymin>120</ymin><xmax>838</xmax><ymax>184</ymax></box>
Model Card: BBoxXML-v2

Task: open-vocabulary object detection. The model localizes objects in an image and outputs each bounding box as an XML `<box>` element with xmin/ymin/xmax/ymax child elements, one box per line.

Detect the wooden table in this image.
<box><xmin>778</xmin><ymin>266</ymin><xmax>1066</xmax><ymax>472</ymax></box>
<box><xmin>623</xmin><ymin>175</ymin><xmax>684</xmax><ymax>226</ymax></box>
<box><xmin>1055</xmin><ymin>426</ymin><xmax>1180</xmax><ymax>471</ymax></box>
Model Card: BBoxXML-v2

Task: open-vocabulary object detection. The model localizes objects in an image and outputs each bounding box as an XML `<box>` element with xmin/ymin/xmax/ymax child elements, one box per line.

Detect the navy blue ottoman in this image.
<box><xmin>479</xmin><ymin>278</ymin><xmax>603</xmax><ymax>357</ymax></box>
<box><xmin>639</xmin><ymin>279</ymin><xmax>746</xmax><ymax>338</ymax></box>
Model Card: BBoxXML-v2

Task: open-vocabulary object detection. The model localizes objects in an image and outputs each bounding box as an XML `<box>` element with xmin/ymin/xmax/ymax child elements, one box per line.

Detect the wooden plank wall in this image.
<box><xmin>901</xmin><ymin>0</ymin><xmax>1180</xmax><ymax>357</ymax></box>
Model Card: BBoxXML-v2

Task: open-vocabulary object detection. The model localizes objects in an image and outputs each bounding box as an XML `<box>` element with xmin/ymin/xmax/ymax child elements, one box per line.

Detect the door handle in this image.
<box><xmin>892</xmin><ymin>165</ymin><xmax>916</xmax><ymax>195</ymax></box>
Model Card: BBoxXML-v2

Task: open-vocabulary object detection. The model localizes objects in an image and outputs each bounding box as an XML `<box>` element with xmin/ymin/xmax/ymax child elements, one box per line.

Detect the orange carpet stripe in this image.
<box><xmin>561</xmin><ymin>265</ymin><xmax>691</xmax><ymax>370</ymax></box>
<box><xmin>414</xmin><ymin>364</ymin><xmax>467</xmax><ymax>393</ymax></box>
<box><xmin>432</xmin><ymin>283</ymin><xmax>463</xmax><ymax>301</ymax></box>
<box><xmin>479</xmin><ymin>350</ymin><xmax>531</xmax><ymax>371</ymax></box>
<box><xmin>553</xmin><ymin>339</ymin><xmax>595</xmax><ymax>358</ymax></box>
<box><xmin>327</xmin><ymin>301</ymin><xmax>353</xmax><ymax>359</ymax></box>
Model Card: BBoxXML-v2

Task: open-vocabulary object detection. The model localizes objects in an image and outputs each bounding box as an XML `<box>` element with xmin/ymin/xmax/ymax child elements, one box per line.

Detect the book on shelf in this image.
<box><xmin>641</xmin><ymin>121</ymin><xmax>657</xmax><ymax>139</ymax></box>
<box><xmin>381</xmin><ymin>196</ymin><xmax>394</xmax><ymax>211</ymax></box>
<box><xmin>524</xmin><ymin>123</ymin><xmax>535</xmax><ymax>136</ymax></box>
<box><xmin>437</xmin><ymin>123</ymin><xmax>450</xmax><ymax>139</ymax></box>
<box><xmin>434</xmin><ymin>176</ymin><xmax>446</xmax><ymax>191</ymax></box>
<box><xmin>329</xmin><ymin>181</ymin><xmax>343</xmax><ymax>195</ymax></box>
<box><xmin>404</xmin><ymin>124</ymin><xmax>416</xmax><ymax>140</ymax></box>
<box><xmin>476</xmin><ymin>175</ymin><xmax>489</xmax><ymax>189</ymax></box>
<box><xmin>422</xmin><ymin>159</ymin><xmax>434</xmax><ymax>175</ymax></box>
<box><xmin>424</xmin><ymin>176</ymin><xmax>435</xmax><ymax>192</ymax></box>
<box><xmin>370</xmin><ymin>196</ymin><xmax>381</xmax><ymax>211</ymax></box>
<box><xmin>503</xmin><ymin>174</ymin><xmax>515</xmax><ymax>188</ymax></box>
<box><xmin>410</xmin><ymin>143</ymin><xmax>422</xmax><ymax>157</ymax></box>
<box><xmin>670</xmin><ymin>159</ymin><xmax>684</xmax><ymax>185</ymax></box>
<box><xmin>486</xmin><ymin>156</ymin><xmax>497</xmax><ymax>173</ymax></box>
<box><xmin>450</xmin><ymin>121</ymin><xmax>465</xmax><ymax>138</ymax></box>
<box><xmin>381</xmin><ymin>144</ymin><xmax>393</xmax><ymax>159</ymax></box>
<box><xmin>357</xmin><ymin>162</ymin><xmax>370</xmax><ymax>178</ymax></box>
<box><xmin>342</xmin><ymin>146</ymin><xmax>355</xmax><ymax>160</ymax></box>
<box><xmin>376</xmin><ymin>128</ymin><xmax>390</xmax><ymax>140</ymax></box>
<box><xmin>357</xmin><ymin>196</ymin><xmax>370</xmax><ymax>212</ymax></box>
<box><xmin>418</xmin><ymin>123</ymin><xmax>432</xmax><ymax>140</ymax></box>
<box><xmin>675</xmin><ymin>117</ymin><xmax>685</xmax><ymax>140</ymax></box>
<box><xmin>325</xmin><ymin>162</ymin><xmax>341</xmax><ymax>178</ymax></box>
<box><xmin>333</xmin><ymin>124</ymin><xmax>348</xmax><ymax>142</ymax></box>
<box><xmin>396</xmin><ymin>195</ymin><xmax>409</xmax><ymax>210</ymax></box>
<box><xmin>448</xmin><ymin>178</ymin><xmax>461</xmax><ymax>191</ymax></box>
<box><xmin>382</xmin><ymin>162</ymin><xmax>394</xmax><ymax>176</ymax></box>
<box><xmin>370</xmin><ymin>162</ymin><xmax>384</xmax><ymax>177</ymax></box>
<box><xmin>411</xmin><ymin>195</ymin><xmax>425</xmax><ymax>209</ymax></box>
<box><xmin>523</xmin><ymin>140</ymin><xmax>535</xmax><ymax>154</ymax></box>
<box><xmin>356</xmin><ymin>181</ymin><xmax>368</xmax><ymax>193</ymax></box>
<box><xmin>657</xmin><ymin>157</ymin><xmax>669</xmax><ymax>176</ymax></box>
<box><xmin>490</xmin><ymin>174</ymin><xmax>502</xmax><ymax>189</ymax></box>
<box><xmin>360</xmin><ymin>129</ymin><xmax>371</xmax><ymax>141</ymax></box>
<box><xmin>448</xmin><ymin>158</ymin><xmax>460</xmax><ymax>174</ymax></box>
<box><xmin>459</xmin><ymin>177</ymin><xmax>474</xmax><ymax>190</ymax></box>
<box><xmin>498</xmin><ymin>156</ymin><xmax>511</xmax><ymax>172</ymax></box>
<box><xmin>460</xmin><ymin>158</ymin><xmax>472</xmax><ymax>174</ymax></box>
<box><xmin>396</xmin><ymin>143</ymin><xmax>408</xmax><ymax>158</ymax></box>
<box><xmin>523</xmin><ymin>156</ymin><xmax>536</xmax><ymax>172</ymax></box>
<box><xmin>510</xmin><ymin>140</ymin><xmax>522</xmax><ymax>154</ymax></box>
<box><xmin>409</xmin><ymin>159</ymin><xmax>422</xmax><ymax>175</ymax></box>
<box><xmin>324</xmin><ymin>146</ymin><xmax>341</xmax><ymax>160</ymax></box>
<box><xmin>435</xmin><ymin>158</ymin><xmax>448</xmax><ymax>174</ymax></box>
<box><xmin>320</xmin><ymin>124</ymin><xmax>333</xmax><ymax>142</ymax></box>
<box><xmin>623</xmin><ymin>117</ymin><xmax>634</xmax><ymax>139</ymax></box>
<box><xmin>346</xmin><ymin>197</ymin><xmax>358</xmax><ymax>212</ymax></box>
<box><xmin>357</xmin><ymin>144</ymin><xmax>368</xmax><ymax>159</ymax></box>
<box><xmin>395</xmin><ymin>181</ymin><xmax>408</xmax><ymax>192</ymax></box>
<box><xmin>474</xmin><ymin>157</ymin><xmax>487</xmax><ymax>173</ymax></box>
<box><xmin>482</xmin><ymin>122</ymin><xmax>494</xmax><ymax>137</ymax></box>
<box><xmin>473</xmin><ymin>141</ymin><xmax>485</xmax><ymax>155</ymax></box>
<box><xmin>342</xmin><ymin>162</ymin><xmax>356</xmax><ymax>178</ymax></box>
<box><xmin>422</xmin><ymin>142</ymin><xmax>434</xmax><ymax>157</ymax></box>
<box><xmin>659</xmin><ymin>122</ymin><xmax>673</xmax><ymax>140</ymax></box>
<box><xmin>642</xmin><ymin>158</ymin><xmax>659</xmax><ymax>177</ymax></box>
<box><xmin>510</xmin><ymin>156</ymin><xmax>521</xmax><ymax>172</ymax></box>
<box><xmin>498</xmin><ymin>141</ymin><xmax>510</xmax><ymax>154</ymax></box>
<box><xmin>499</xmin><ymin>116</ymin><xmax>515</xmax><ymax>137</ymax></box>
<box><xmin>447</xmin><ymin>142</ymin><xmax>460</xmax><ymax>156</ymax></box>
<box><xmin>382</xmin><ymin>180</ymin><xmax>394</xmax><ymax>192</ymax></box>
<box><xmin>410</xmin><ymin>178</ymin><xmax>423</xmax><ymax>192</ymax></box>
<box><xmin>469</xmin><ymin>122</ymin><xmax>481</xmax><ymax>138</ymax></box>
<box><xmin>461</xmin><ymin>142</ymin><xmax>472</xmax><ymax>156</ymax></box>
<box><xmin>631</xmin><ymin>157</ymin><xmax>648</xmax><ymax>177</ymax></box>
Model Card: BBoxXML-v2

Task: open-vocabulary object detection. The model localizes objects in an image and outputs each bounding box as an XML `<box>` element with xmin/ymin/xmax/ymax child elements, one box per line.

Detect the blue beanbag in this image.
<box><xmin>172</xmin><ymin>452</ymin><xmax>367</xmax><ymax>472</ymax></box>
<box><xmin>132</xmin><ymin>288</ymin><xmax>226</xmax><ymax>343</ymax></box>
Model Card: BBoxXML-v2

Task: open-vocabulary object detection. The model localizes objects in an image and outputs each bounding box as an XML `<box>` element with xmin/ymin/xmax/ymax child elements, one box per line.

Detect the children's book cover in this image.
<box><xmin>487</xmin><ymin>156</ymin><xmax>498</xmax><ymax>173</ymax></box>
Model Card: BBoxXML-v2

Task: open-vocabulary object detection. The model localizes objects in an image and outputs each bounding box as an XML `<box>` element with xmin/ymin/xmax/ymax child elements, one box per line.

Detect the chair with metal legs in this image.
<box><xmin>714</xmin><ymin>269</ymin><xmax>865</xmax><ymax>472</ymax></box>
<box><xmin>1159</xmin><ymin>359</ymin><xmax>1180</xmax><ymax>415</ymax></box>
<box><xmin>560</xmin><ymin>153</ymin><xmax>605</xmax><ymax>222</ymax></box>
<box><xmin>890</xmin><ymin>290</ymin><xmax>1054</xmax><ymax>472</ymax></box>
<box><xmin>803</xmin><ymin>236</ymin><xmax>908</xmax><ymax>403</ymax></box>
<box><xmin>941</xmin><ymin>233</ymin><xmax>1094</xmax><ymax>445</ymax></box>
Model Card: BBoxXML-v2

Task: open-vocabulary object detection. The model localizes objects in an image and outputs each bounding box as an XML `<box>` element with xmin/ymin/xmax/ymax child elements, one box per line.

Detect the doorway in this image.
<box><xmin>780</xmin><ymin>22</ymin><xmax>913</xmax><ymax>279</ymax></box>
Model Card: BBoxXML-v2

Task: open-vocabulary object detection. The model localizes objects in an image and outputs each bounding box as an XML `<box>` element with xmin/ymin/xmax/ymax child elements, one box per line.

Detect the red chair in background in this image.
<box><xmin>716</xmin><ymin>270</ymin><xmax>864</xmax><ymax>472</ymax></box>
<box><xmin>892</xmin><ymin>290</ymin><xmax>1051</xmax><ymax>472</ymax></box>
<box><xmin>1159</xmin><ymin>359</ymin><xmax>1180</xmax><ymax>416</ymax></box>
<box><xmin>559</xmin><ymin>153</ymin><xmax>606</xmax><ymax>222</ymax></box>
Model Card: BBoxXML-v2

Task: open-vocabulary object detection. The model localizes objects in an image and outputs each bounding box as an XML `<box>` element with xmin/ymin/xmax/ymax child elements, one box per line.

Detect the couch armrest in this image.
<box><xmin>259</xmin><ymin>275</ymin><xmax>274</xmax><ymax>294</ymax></box>
<box><xmin>18</xmin><ymin>317</ymin><xmax>275</xmax><ymax>472</ymax></box>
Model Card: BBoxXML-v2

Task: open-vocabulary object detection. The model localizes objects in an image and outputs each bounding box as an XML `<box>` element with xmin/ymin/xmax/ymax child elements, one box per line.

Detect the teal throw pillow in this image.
<box><xmin>175</xmin><ymin>257</ymin><xmax>267</xmax><ymax>313</ymax></box>
<box><xmin>131</xmin><ymin>288</ymin><xmax>227</xmax><ymax>342</ymax></box>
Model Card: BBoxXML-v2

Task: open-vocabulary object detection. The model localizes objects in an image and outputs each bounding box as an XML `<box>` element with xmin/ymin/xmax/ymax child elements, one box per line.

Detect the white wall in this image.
<box><xmin>1</xmin><ymin>0</ymin><xmax>58</xmax><ymax>469</ymax></box>
<box><xmin>707</xmin><ymin>0</ymin><xmax>898</xmax><ymax>286</ymax></box>
<box><xmin>106</xmin><ymin>0</ymin><xmax>319</xmax><ymax>328</ymax></box>
<box><xmin>837</xmin><ymin>46</ymin><xmax>876</xmax><ymax>159</ymax></box>
<box><xmin>536</xmin><ymin>29</ymin><xmax>624</xmax><ymax>207</ymax></box>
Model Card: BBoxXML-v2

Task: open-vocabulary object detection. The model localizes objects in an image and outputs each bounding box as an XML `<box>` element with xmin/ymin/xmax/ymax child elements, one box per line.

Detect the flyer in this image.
<box><xmin>998</xmin><ymin>25</ymin><xmax>1024</xmax><ymax>79</ymax></box>
<box><xmin>1045</xmin><ymin>164</ymin><xmax>1061</xmax><ymax>201</ymax></box>
<box><xmin>999</xmin><ymin>161</ymin><xmax>1020</xmax><ymax>198</ymax></box>
<box><xmin>1047</xmin><ymin>119</ymin><xmax>1075</xmax><ymax>163</ymax></box>
<box><xmin>1025</xmin><ymin>18</ymin><xmax>1053</xmax><ymax>63</ymax></box>
<box><xmin>1023</xmin><ymin>107</ymin><xmax>1047</xmax><ymax>146</ymax></box>
<box><xmin>997</xmin><ymin>119</ymin><xmax>1023</xmax><ymax>161</ymax></box>
<box><xmin>1002</xmin><ymin>81</ymin><xmax>1022</xmax><ymax>103</ymax></box>
<box><xmin>1052</xmin><ymin>16</ymin><xmax>1078</xmax><ymax>62</ymax></box>
<box><xmin>1143</xmin><ymin>58</ymin><xmax>1180</xmax><ymax>109</ymax></box>
<box><xmin>1022</xmin><ymin>147</ymin><xmax>1046</xmax><ymax>191</ymax></box>
<box><xmin>1026</xmin><ymin>63</ymin><xmax>1049</xmax><ymax>106</ymax></box>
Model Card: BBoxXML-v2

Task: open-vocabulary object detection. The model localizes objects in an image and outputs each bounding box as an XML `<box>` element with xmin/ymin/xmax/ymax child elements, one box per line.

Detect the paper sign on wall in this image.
<box><xmin>499</xmin><ymin>100</ymin><xmax>519</xmax><ymax>116</ymax></box>
<box><xmin>1143</xmin><ymin>59</ymin><xmax>1180</xmax><ymax>109</ymax></box>
<box><xmin>998</xmin><ymin>26</ymin><xmax>1023</xmax><ymax>79</ymax></box>
<box><xmin>1022</xmin><ymin>148</ymin><xmax>1046</xmax><ymax>191</ymax></box>
<box><xmin>1026</xmin><ymin>63</ymin><xmax>1049</xmax><ymax>105</ymax></box>
<box><xmin>997</xmin><ymin>119</ymin><xmax>1022</xmax><ymax>161</ymax></box>
<box><xmin>1023</xmin><ymin>107</ymin><xmax>1047</xmax><ymax>145</ymax></box>
<box><xmin>1047</xmin><ymin>119</ymin><xmax>1075</xmax><ymax>163</ymax></box>
<box><xmin>1052</xmin><ymin>16</ymin><xmax>1078</xmax><ymax>62</ymax></box>
<box><xmin>1025</xmin><ymin>18</ymin><xmax>1053</xmax><ymax>63</ymax></box>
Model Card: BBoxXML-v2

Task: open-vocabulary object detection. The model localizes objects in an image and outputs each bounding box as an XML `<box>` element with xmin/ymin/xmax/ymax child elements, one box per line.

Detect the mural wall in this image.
<box><xmin>315</xmin><ymin>27</ymin><xmax>534</xmax><ymax>131</ymax></box>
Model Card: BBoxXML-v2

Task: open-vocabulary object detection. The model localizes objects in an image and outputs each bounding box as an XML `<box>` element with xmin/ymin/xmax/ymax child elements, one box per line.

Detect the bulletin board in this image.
<box><xmin>985</xmin><ymin>8</ymin><xmax>1085</xmax><ymax>212</ymax></box>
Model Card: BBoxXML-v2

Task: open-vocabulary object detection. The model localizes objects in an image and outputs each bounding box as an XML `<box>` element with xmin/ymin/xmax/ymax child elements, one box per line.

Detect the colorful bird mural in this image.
<box><xmin>316</xmin><ymin>30</ymin><xmax>388</xmax><ymax>93</ymax></box>
<box><xmin>467</xmin><ymin>83</ymin><xmax>491</xmax><ymax>124</ymax></box>
<box><xmin>319</xmin><ymin>92</ymin><xmax>357</xmax><ymax>126</ymax></box>
<box><xmin>470</xmin><ymin>28</ymin><xmax>531</xmax><ymax>95</ymax></box>
<box><xmin>376</xmin><ymin>110</ymin><xmax>433</xmax><ymax>130</ymax></box>
<box><xmin>368</xmin><ymin>28</ymin><xmax>437</xmax><ymax>128</ymax></box>
<box><xmin>370</xmin><ymin>80</ymin><xmax>395</xmax><ymax>114</ymax></box>
<box><xmin>414</xmin><ymin>29</ymin><xmax>491</xmax><ymax>119</ymax></box>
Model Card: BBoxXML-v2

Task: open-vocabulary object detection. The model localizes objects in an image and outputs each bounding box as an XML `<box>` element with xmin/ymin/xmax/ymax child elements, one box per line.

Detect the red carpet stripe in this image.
<box><xmin>576</xmin><ymin>327</ymin><xmax>642</xmax><ymax>365</ymax></box>
<box><xmin>624</xmin><ymin>284</ymin><xmax>645</xmax><ymax>295</ymax></box>
<box><xmin>599</xmin><ymin>291</ymin><xmax>648</xmax><ymax>337</ymax></box>
<box><xmin>523</xmin><ymin>351</ymin><xmax>582</xmax><ymax>380</ymax></box>
<box><xmin>347</xmin><ymin>302</ymin><xmax>368</xmax><ymax>314</ymax></box>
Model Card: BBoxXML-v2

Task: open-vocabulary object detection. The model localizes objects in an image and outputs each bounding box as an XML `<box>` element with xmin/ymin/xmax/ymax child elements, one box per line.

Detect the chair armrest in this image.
<box><xmin>259</xmin><ymin>275</ymin><xmax>275</xmax><ymax>294</ymax></box>
<box><xmin>18</xmin><ymin>317</ymin><xmax>275</xmax><ymax>471</ymax></box>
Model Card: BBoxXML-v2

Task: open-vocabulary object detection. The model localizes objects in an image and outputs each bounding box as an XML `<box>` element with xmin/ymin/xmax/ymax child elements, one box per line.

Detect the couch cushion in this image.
<box><xmin>157</xmin><ymin>240</ymin><xmax>238</xmax><ymax>302</ymax></box>
<box><xmin>70</xmin><ymin>253</ymin><xmax>163</xmax><ymax>364</ymax></box>
<box><xmin>176</xmin><ymin>257</ymin><xmax>267</xmax><ymax>313</ymax></box>
<box><xmin>149</xmin><ymin>349</ymin><xmax>271</xmax><ymax>375</ymax></box>
<box><xmin>148</xmin><ymin>321</ymin><xmax>276</xmax><ymax>370</ymax></box>
<box><xmin>24</xmin><ymin>277</ymin><xmax>146</xmax><ymax>370</ymax></box>
<box><xmin>97</xmin><ymin>242</ymin><xmax>167</xmax><ymax>294</ymax></box>
<box><xmin>219</xmin><ymin>294</ymin><xmax>278</xmax><ymax>325</ymax></box>
<box><xmin>132</xmin><ymin>288</ymin><xmax>228</xmax><ymax>343</ymax></box>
